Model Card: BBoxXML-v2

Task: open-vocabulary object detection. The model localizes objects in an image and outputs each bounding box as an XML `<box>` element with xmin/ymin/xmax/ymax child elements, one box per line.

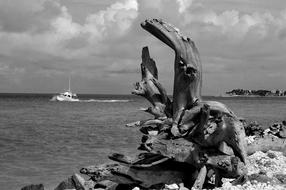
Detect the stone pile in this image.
<box><xmin>245</xmin><ymin>120</ymin><xmax>286</xmax><ymax>138</ymax></box>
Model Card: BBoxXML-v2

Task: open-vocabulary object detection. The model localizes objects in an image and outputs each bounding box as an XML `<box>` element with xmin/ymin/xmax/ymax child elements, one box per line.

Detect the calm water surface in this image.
<box><xmin>0</xmin><ymin>94</ymin><xmax>286</xmax><ymax>190</ymax></box>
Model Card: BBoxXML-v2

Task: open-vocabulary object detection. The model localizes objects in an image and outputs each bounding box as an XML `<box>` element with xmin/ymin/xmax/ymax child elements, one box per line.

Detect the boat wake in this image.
<box><xmin>50</xmin><ymin>98</ymin><xmax>130</xmax><ymax>103</ymax></box>
<box><xmin>79</xmin><ymin>99</ymin><xmax>130</xmax><ymax>103</ymax></box>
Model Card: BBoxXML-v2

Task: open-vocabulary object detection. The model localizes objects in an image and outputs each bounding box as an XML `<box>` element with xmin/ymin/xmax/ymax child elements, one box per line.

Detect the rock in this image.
<box><xmin>54</xmin><ymin>177</ymin><xmax>74</xmax><ymax>190</ymax></box>
<box><xmin>274</xmin><ymin>174</ymin><xmax>286</xmax><ymax>184</ymax></box>
<box><xmin>84</xmin><ymin>179</ymin><xmax>96</xmax><ymax>190</ymax></box>
<box><xmin>126</xmin><ymin>121</ymin><xmax>141</xmax><ymax>127</ymax></box>
<box><xmin>139</xmin><ymin>125</ymin><xmax>159</xmax><ymax>135</ymax></box>
<box><xmin>178</xmin><ymin>183</ymin><xmax>189</xmax><ymax>190</ymax></box>
<box><xmin>72</xmin><ymin>173</ymin><xmax>87</xmax><ymax>190</ymax></box>
<box><xmin>267</xmin><ymin>152</ymin><xmax>277</xmax><ymax>159</ymax></box>
<box><xmin>21</xmin><ymin>184</ymin><xmax>44</xmax><ymax>190</ymax></box>
<box><xmin>264</xmin><ymin>121</ymin><xmax>286</xmax><ymax>138</ymax></box>
<box><xmin>278</xmin><ymin>125</ymin><xmax>286</xmax><ymax>138</ymax></box>
<box><xmin>248</xmin><ymin>173</ymin><xmax>279</xmax><ymax>184</ymax></box>
<box><xmin>269</xmin><ymin>122</ymin><xmax>281</xmax><ymax>136</ymax></box>
<box><xmin>95</xmin><ymin>180</ymin><xmax>119</xmax><ymax>190</ymax></box>
<box><xmin>244</xmin><ymin>121</ymin><xmax>264</xmax><ymax>136</ymax></box>
<box><xmin>54</xmin><ymin>173</ymin><xmax>87</xmax><ymax>190</ymax></box>
<box><xmin>259</xmin><ymin>169</ymin><xmax>267</xmax><ymax>175</ymax></box>
<box><xmin>246</xmin><ymin>135</ymin><xmax>286</xmax><ymax>155</ymax></box>
<box><xmin>246</xmin><ymin>136</ymin><xmax>256</xmax><ymax>144</ymax></box>
<box><xmin>164</xmin><ymin>183</ymin><xmax>179</xmax><ymax>190</ymax></box>
<box><xmin>247</xmin><ymin>150</ymin><xmax>286</xmax><ymax>180</ymax></box>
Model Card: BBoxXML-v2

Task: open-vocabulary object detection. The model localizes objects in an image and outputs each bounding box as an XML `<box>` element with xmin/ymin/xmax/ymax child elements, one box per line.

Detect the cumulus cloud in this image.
<box><xmin>0</xmin><ymin>0</ymin><xmax>140</xmax><ymax>93</ymax></box>
<box><xmin>0</xmin><ymin>0</ymin><xmax>139</xmax><ymax>64</ymax></box>
<box><xmin>0</xmin><ymin>0</ymin><xmax>285</xmax><ymax>94</ymax></box>
<box><xmin>83</xmin><ymin>0</ymin><xmax>138</xmax><ymax>39</ymax></box>
<box><xmin>183</xmin><ymin>7</ymin><xmax>286</xmax><ymax>42</ymax></box>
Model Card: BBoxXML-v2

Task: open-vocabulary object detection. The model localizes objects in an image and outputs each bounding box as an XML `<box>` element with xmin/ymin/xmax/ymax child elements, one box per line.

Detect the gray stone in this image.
<box><xmin>54</xmin><ymin>174</ymin><xmax>86</xmax><ymax>190</ymax></box>
<box><xmin>21</xmin><ymin>184</ymin><xmax>44</xmax><ymax>190</ymax></box>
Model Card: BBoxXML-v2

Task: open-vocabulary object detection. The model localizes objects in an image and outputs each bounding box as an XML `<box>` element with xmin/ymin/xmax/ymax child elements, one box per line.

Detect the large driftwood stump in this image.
<box><xmin>88</xmin><ymin>18</ymin><xmax>251</xmax><ymax>190</ymax></box>
<box><xmin>122</xmin><ymin>18</ymin><xmax>248</xmax><ymax>189</ymax></box>
<box><xmin>140</xmin><ymin>19</ymin><xmax>247</xmax><ymax>165</ymax></box>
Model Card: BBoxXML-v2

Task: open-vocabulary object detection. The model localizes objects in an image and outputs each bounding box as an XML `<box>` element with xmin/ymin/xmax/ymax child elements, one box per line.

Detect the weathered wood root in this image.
<box><xmin>141</xmin><ymin>134</ymin><xmax>247</xmax><ymax>174</ymax></box>
<box><xmin>80</xmin><ymin>160</ymin><xmax>197</xmax><ymax>189</ymax></box>
<box><xmin>168</xmin><ymin>102</ymin><xmax>247</xmax><ymax>165</ymax></box>
<box><xmin>132</xmin><ymin>46</ymin><xmax>172</xmax><ymax>118</ymax></box>
<box><xmin>141</xmin><ymin>19</ymin><xmax>202</xmax><ymax>125</ymax></box>
<box><xmin>140</xmin><ymin>132</ymin><xmax>286</xmax><ymax>161</ymax></box>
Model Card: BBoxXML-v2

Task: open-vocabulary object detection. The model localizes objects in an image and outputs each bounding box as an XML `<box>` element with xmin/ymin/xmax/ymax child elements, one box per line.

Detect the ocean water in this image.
<box><xmin>0</xmin><ymin>94</ymin><xmax>286</xmax><ymax>190</ymax></box>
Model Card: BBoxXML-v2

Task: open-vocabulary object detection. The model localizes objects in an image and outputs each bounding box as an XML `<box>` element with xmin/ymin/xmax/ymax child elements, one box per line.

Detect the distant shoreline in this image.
<box><xmin>226</xmin><ymin>89</ymin><xmax>286</xmax><ymax>97</ymax></box>
<box><xmin>221</xmin><ymin>95</ymin><xmax>286</xmax><ymax>98</ymax></box>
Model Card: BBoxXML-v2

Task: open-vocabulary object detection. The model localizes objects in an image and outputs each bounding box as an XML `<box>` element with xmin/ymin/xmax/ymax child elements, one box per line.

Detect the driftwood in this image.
<box><xmin>123</xmin><ymin>18</ymin><xmax>248</xmax><ymax>189</ymax></box>
<box><xmin>132</xmin><ymin>46</ymin><xmax>172</xmax><ymax>119</ymax></box>
<box><xmin>80</xmin><ymin>158</ymin><xmax>197</xmax><ymax>189</ymax></box>
<box><xmin>138</xmin><ymin>134</ymin><xmax>286</xmax><ymax>187</ymax></box>
<box><xmin>82</xmin><ymin>19</ymin><xmax>275</xmax><ymax>190</ymax></box>
<box><xmin>139</xmin><ymin>133</ymin><xmax>247</xmax><ymax>187</ymax></box>
<box><xmin>141</xmin><ymin>19</ymin><xmax>202</xmax><ymax>125</ymax></box>
<box><xmin>138</xmin><ymin>19</ymin><xmax>247</xmax><ymax>166</ymax></box>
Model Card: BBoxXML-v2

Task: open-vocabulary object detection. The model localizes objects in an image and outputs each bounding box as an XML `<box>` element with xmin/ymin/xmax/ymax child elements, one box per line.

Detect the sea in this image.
<box><xmin>0</xmin><ymin>94</ymin><xmax>286</xmax><ymax>190</ymax></box>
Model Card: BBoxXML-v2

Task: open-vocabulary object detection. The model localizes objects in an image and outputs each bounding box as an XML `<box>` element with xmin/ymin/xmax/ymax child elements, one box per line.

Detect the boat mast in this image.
<box><xmin>68</xmin><ymin>76</ymin><xmax>71</xmax><ymax>92</ymax></box>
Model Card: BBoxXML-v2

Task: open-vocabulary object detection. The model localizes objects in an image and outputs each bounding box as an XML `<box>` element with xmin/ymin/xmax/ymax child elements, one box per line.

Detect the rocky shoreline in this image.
<box><xmin>21</xmin><ymin>120</ymin><xmax>286</xmax><ymax>190</ymax></box>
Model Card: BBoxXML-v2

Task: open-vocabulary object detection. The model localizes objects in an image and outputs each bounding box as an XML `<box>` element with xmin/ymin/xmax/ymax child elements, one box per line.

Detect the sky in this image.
<box><xmin>0</xmin><ymin>0</ymin><xmax>286</xmax><ymax>95</ymax></box>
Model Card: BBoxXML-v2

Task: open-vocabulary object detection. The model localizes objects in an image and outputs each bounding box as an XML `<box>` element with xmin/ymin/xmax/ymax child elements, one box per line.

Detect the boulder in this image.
<box><xmin>54</xmin><ymin>173</ymin><xmax>88</xmax><ymax>190</ymax></box>
<box><xmin>266</xmin><ymin>122</ymin><xmax>286</xmax><ymax>138</ymax></box>
<box><xmin>21</xmin><ymin>184</ymin><xmax>44</xmax><ymax>190</ymax></box>
<box><xmin>244</xmin><ymin>121</ymin><xmax>264</xmax><ymax>136</ymax></box>
<box><xmin>278</xmin><ymin>124</ymin><xmax>286</xmax><ymax>138</ymax></box>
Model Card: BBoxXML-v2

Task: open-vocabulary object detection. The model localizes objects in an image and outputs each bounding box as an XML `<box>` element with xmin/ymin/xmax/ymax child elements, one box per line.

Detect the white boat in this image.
<box><xmin>51</xmin><ymin>77</ymin><xmax>79</xmax><ymax>102</ymax></box>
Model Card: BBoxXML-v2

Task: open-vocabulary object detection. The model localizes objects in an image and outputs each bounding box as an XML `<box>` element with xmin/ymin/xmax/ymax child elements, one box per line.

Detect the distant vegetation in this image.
<box><xmin>226</xmin><ymin>89</ymin><xmax>286</xmax><ymax>96</ymax></box>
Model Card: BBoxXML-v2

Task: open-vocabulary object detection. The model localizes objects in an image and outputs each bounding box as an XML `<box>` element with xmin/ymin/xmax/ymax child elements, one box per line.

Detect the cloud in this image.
<box><xmin>0</xmin><ymin>0</ymin><xmax>62</xmax><ymax>33</ymax></box>
<box><xmin>0</xmin><ymin>0</ymin><xmax>139</xmax><ymax>64</ymax></box>
<box><xmin>0</xmin><ymin>0</ymin><xmax>286</xmax><ymax>94</ymax></box>
<box><xmin>183</xmin><ymin>7</ymin><xmax>286</xmax><ymax>42</ymax></box>
<box><xmin>83</xmin><ymin>0</ymin><xmax>138</xmax><ymax>39</ymax></box>
<box><xmin>176</xmin><ymin>0</ymin><xmax>193</xmax><ymax>13</ymax></box>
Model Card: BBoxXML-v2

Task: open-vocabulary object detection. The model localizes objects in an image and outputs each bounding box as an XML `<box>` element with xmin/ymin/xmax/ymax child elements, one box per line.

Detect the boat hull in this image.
<box><xmin>51</xmin><ymin>95</ymin><xmax>79</xmax><ymax>102</ymax></box>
